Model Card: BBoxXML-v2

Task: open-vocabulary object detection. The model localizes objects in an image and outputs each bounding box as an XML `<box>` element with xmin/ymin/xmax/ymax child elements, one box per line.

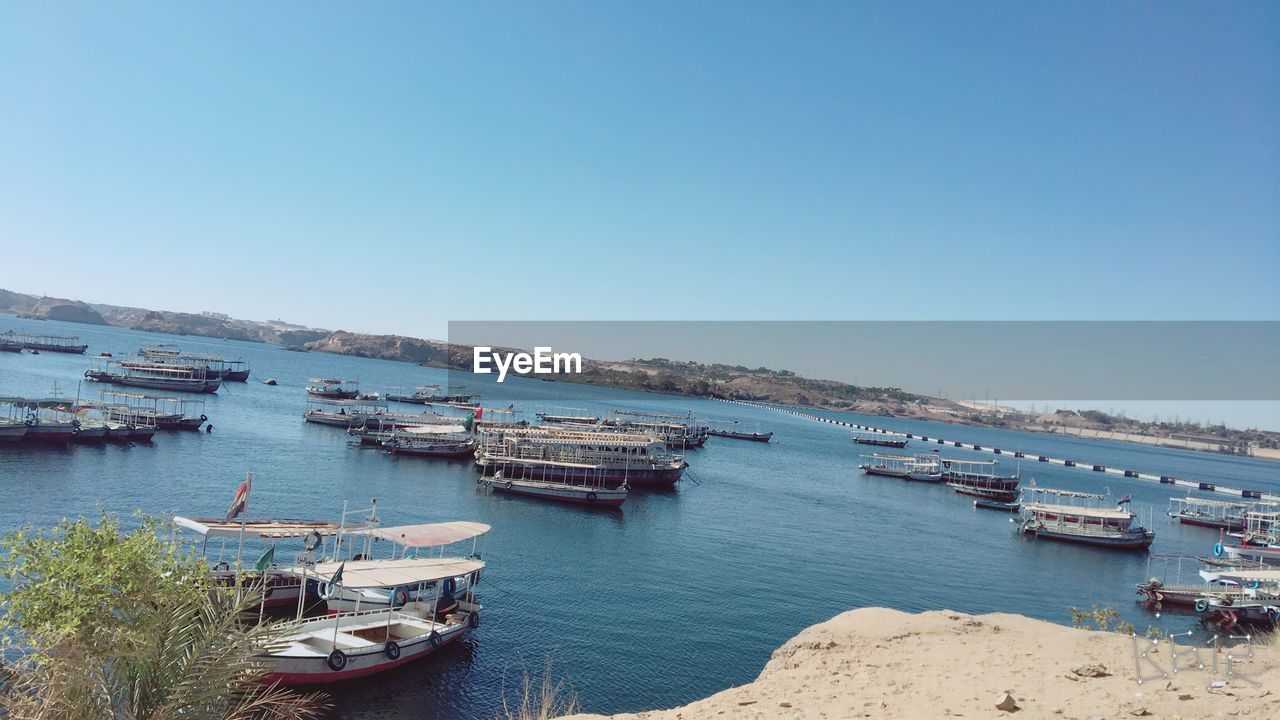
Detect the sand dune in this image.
<box><xmin>567</xmin><ymin>608</ymin><xmax>1279</xmax><ymax>719</ymax></box>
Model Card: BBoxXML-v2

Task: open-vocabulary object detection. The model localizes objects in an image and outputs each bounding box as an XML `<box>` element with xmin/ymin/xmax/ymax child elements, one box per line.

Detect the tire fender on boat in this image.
<box><xmin>469</xmin><ymin>611</ymin><xmax>480</xmax><ymax>628</ymax></box>
<box><xmin>586</xmin><ymin>492</ymin><xmax>598</xmax><ymax>503</ymax></box>
<box><xmin>1213</xmin><ymin>542</ymin><xmax>1224</xmax><ymax>558</ymax></box>
<box><xmin>391</xmin><ymin>586</ymin><xmax>410</xmax><ymax>609</ymax></box>
<box><xmin>503</xmin><ymin>481</ymin><xmax>513</xmax><ymax>490</ymax></box>
<box><xmin>25</xmin><ymin>413</ymin><xmax>36</xmax><ymax>426</ymax></box>
<box><xmin>384</xmin><ymin>641</ymin><xmax>401</xmax><ymax>660</ymax></box>
<box><xmin>429</xmin><ymin>631</ymin><xmax>443</xmax><ymax>649</ymax></box>
<box><xmin>327</xmin><ymin>649</ymin><xmax>347</xmax><ymax>671</ymax></box>
<box><xmin>1195</xmin><ymin>599</ymin><xmax>1209</xmax><ymax>613</ymax></box>
<box><xmin>200</xmin><ymin>414</ymin><xmax>208</xmax><ymax>422</ymax></box>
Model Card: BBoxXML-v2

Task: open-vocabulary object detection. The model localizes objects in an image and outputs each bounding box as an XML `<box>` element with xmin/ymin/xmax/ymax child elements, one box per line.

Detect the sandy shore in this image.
<box><xmin>566</xmin><ymin>608</ymin><xmax>1279</xmax><ymax>719</ymax></box>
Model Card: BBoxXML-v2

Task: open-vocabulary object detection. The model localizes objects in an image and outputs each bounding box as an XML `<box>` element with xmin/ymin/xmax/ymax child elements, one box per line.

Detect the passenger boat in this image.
<box><xmin>174</xmin><ymin>497</ymin><xmax>381</xmax><ymax>612</ymax></box>
<box><xmin>1</xmin><ymin>331</ymin><xmax>87</xmax><ymax>354</ymax></box>
<box><xmin>317</xmin><ymin>521</ymin><xmax>489</xmax><ymax>612</ymax></box>
<box><xmin>475</xmin><ymin>426</ymin><xmax>685</xmax><ymax>487</ymax></box>
<box><xmin>386</xmin><ymin>385</ymin><xmax>476</xmax><ymax>405</ymax></box>
<box><xmin>99</xmin><ymin>391</ymin><xmax>207</xmax><ymax>431</ymax></box>
<box><xmin>1</xmin><ymin>398</ymin><xmax>81</xmax><ymax>443</ymax></box>
<box><xmin>1167</xmin><ymin>497</ymin><xmax>1255</xmax><ymax>531</ymax></box>
<box><xmin>175</xmin><ymin>517</ymin><xmax>343</xmax><ymax>610</ymax></box>
<box><xmin>609</xmin><ymin>410</ymin><xmax>709</xmax><ymax>449</ymax></box>
<box><xmin>852</xmin><ymin>434</ymin><xmax>908</xmax><ymax>448</ymax></box>
<box><xmin>942</xmin><ymin>458</ymin><xmax>1020</xmax><ymax>502</ymax></box>
<box><xmin>386</xmin><ymin>432</ymin><xmax>476</xmax><ymax>458</ymax></box>
<box><xmin>478</xmin><ymin>461</ymin><xmax>629</xmax><ymax>507</ymax></box>
<box><xmin>1017</xmin><ymin>488</ymin><xmax>1155</xmax><ymax>551</ymax></box>
<box><xmin>138</xmin><ymin>345</ymin><xmax>251</xmax><ymax>382</ymax></box>
<box><xmin>1136</xmin><ymin>570</ymin><xmax>1280</xmax><ymax>612</ymax></box>
<box><xmin>304</xmin><ymin>399</ymin><xmax>388</xmax><ymax>428</ymax></box>
<box><xmin>259</xmin><ymin>557</ymin><xmax>484</xmax><ymax>685</ymax></box>
<box><xmin>858</xmin><ymin>454</ymin><xmax>943</xmax><ymax>482</ymax></box>
<box><xmin>307</xmin><ymin>378</ymin><xmax>361</xmax><ymax>399</ymax></box>
<box><xmin>85</xmin><ymin>358</ymin><xmax>221</xmax><ymax>394</ymax></box>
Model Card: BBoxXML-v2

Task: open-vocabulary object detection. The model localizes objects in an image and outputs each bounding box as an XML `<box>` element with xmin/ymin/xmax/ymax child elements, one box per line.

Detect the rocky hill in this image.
<box><xmin>17</xmin><ymin>297</ymin><xmax>107</xmax><ymax>325</ymax></box>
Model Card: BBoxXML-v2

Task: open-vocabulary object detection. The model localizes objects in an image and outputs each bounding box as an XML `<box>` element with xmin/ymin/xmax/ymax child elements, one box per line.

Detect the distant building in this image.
<box><xmin>201</xmin><ymin>311</ymin><xmax>231</xmax><ymax>320</ymax></box>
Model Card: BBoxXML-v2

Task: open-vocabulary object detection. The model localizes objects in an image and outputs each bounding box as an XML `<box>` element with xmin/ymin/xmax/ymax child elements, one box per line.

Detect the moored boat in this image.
<box><xmin>2</xmin><ymin>331</ymin><xmax>87</xmax><ymax>354</ymax></box>
<box><xmin>86</xmin><ymin>358</ymin><xmax>221</xmax><ymax>394</ymax></box>
<box><xmin>858</xmin><ymin>454</ymin><xmax>943</xmax><ymax>482</ymax></box>
<box><xmin>478</xmin><ymin>462</ymin><xmax>628</xmax><ymax>507</ymax></box>
<box><xmin>974</xmin><ymin>498</ymin><xmax>1020</xmax><ymax>512</ymax></box>
<box><xmin>1167</xmin><ymin>497</ymin><xmax>1256</xmax><ymax>532</ymax></box>
<box><xmin>475</xmin><ymin>426</ymin><xmax>685</xmax><ymax>487</ymax></box>
<box><xmin>942</xmin><ymin>458</ymin><xmax>1020</xmax><ymax>502</ymax></box>
<box><xmin>707</xmin><ymin>427</ymin><xmax>773</xmax><ymax>442</ymax></box>
<box><xmin>853</xmin><ymin>434</ymin><xmax>908</xmax><ymax>448</ymax></box>
<box><xmin>259</xmin><ymin>557</ymin><xmax>484</xmax><ymax>685</ymax></box>
<box><xmin>307</xmin><ymin>378</ymin><xmax>360</xmax><ymax>399</ymax></box>
<box><xmin>1018</xmin><ymin>488</ymin><xmax>1155</xmax><ymax>551</ymax></box>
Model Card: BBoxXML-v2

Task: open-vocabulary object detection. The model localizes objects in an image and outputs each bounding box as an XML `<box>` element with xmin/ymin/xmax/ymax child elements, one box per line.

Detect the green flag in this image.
<box><xmin>463</xmin><ymin>412</ymin><xmax>475</xmax><ymax>432</ymax></box>
<box><xmin>254</xmin><ymin>545</ymin><xmax>275</xmax><ymax>572</ymax></box>
<box><xmin>330</xmin><ymin>561</ymin><xmax>345</xmax><ymax>587</ymax></box>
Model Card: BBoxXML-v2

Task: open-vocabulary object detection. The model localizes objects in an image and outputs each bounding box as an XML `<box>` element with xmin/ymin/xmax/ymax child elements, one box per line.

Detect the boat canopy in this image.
<box><xmin>400</xmin><ymin>424</ymin><xmax>468</xmax><ymax>435</ymax></box>
<box><xmin>347</xmin><ymin>521</ymin><xmax>490</xmax><ymax>548</ymax></box>
<box><xmin>1201</xmin><ymin>569</ymin><xmax>1280</xmax><ymax>584</ymax></box>
<box><xmin>1021</xmin><ymin>503</ymin><xmax>1133</xmax><ymax>520</ymax></box>
<box><xmin>173</xmin><ymin>516</ymin><xmax>349</xmax><ymax>539</ymax></box>
<box><xmin>287</xmin><ymin>557</ymin><xmax>484</xmax><ymax>588</ymax></box>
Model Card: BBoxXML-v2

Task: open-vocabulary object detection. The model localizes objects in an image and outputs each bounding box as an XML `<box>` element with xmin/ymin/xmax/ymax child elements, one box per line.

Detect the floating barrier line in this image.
<box><xmin>719</xmin><ymin>399</ymin><xmax>1280</xmax><ymax>503</ymax></box>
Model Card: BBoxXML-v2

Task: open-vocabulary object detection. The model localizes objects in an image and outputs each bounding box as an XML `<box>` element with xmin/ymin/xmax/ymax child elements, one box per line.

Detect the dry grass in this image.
<box><xmin>498</xmin><ymin>657</ymin><xmax>579</xmax><ymax>720</ymax></box>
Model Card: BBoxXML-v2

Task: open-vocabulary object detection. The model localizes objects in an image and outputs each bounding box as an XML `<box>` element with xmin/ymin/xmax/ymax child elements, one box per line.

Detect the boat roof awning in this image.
<box><xmin>1204</xmin><ymin>569</ymin><xmax>1280</xmax><ymax>584</ymax></box>
<box><xmin>173</xmin><ymin>516</ymin><xmax>349</xmax><ymax>539</ymax></box>
<box><xmin>401</xmin><ymin>424</ymin><xmax>468</xmax><ymax>435</ymax></box>
<box><xmin>346</xmin><ymin>521</ymin><xmax>490</xmax><ymax>547</ymax></box>
<box><xmin>1022</xmin><ymin>503</ymin><xmax>1133</xmax><ymax>520</ymax></box>
<box><xmin>286</xmin><ymin>557</ymin><xmax>484</xmax><ymax>588</ymax></box>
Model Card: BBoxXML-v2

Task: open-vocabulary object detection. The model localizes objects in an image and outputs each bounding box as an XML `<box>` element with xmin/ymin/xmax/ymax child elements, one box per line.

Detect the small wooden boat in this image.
<box><xmin>307</xmin><ymin>378</ymin><xmax>360</xmax><ymax>399</ymax></box>
<box><xmin>853</xmin><ymin>434</ymin><xmax>907</xmax><ymax>448</ymax></box>
<box><xmin>707</xmin><ymin>428</ymin><xmax>773</xmax><ymax>442</ymax></box>
<box><xmin>0</xmin><ymin>341</ymin><xmax>22</xmax><ymax>353</ymax></box>
<box><xmin>262</xmin><ymin>378</ymin><xmax>278</xmax><ymax>386</ymax></box>
<box><xmin>974</xmin><ymin>498</ymin><xmax>1020</xmax><ymax>512</ymax></box>
<box><xmin>387</xmin><ymin>385</ymin><xmax>476</xmax><ymax>405</ymax></box>
<box><xmin>260</xmin><ymin>557</ymin><xmax>484</xmax><ymax>685</ymax></box>
<box><xmin>304</xmin><ymin>399</ymin><xmax>388</xmax><ymax>428</ymax></box>
<box><xmin>859</xmin><ymin>454</ymin><xmax>943</xmax><ymax>482</ymax></box>
<box><xmin>386</xmin><ymin>434</ymin><xmax>476</xmax><ymax>458</ymax></box>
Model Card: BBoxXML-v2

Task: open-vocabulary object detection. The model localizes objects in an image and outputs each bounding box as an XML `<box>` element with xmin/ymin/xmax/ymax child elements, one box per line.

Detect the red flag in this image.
<box><xmin>475</xmin><ymin>406</ymin><xmax>483</xmax><ymax>419</ymax></box>
<box><xmin>225</xmin><ymin>477</ymin><xmax>251</xmax><ymax>521</ymax></box>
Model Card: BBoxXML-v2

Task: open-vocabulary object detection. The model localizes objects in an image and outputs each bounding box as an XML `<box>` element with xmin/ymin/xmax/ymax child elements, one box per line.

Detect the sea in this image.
<box><xmin>1</xmin><ymin>314</ymin><xmax>1277</xmax><ymax>719</ymax></box>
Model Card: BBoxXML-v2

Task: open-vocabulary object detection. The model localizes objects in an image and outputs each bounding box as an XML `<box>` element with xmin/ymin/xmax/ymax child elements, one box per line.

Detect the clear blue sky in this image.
<box><xmin>2</xmin><ymin>1</ymin><xmax>1276</xmax><ymax>339</ymax></box>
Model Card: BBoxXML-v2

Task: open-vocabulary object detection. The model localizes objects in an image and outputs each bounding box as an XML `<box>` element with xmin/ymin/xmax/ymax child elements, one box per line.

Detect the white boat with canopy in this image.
<box><xmin>316</xmin><ymin>521</ymin><xmax>489</xmax><ymax>612</ymax></box>
<box><xmin>261</xmin><ymin>556</ymin><xmax>485</xmax><ymax>685</ymax></box>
